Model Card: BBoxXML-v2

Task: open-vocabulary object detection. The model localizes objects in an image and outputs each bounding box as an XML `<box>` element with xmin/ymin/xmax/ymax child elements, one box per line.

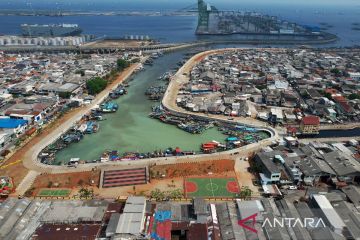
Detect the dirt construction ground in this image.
<box><xmin>32</xmin><ymin>170</ymin><xmax>100</xmax><ymax>190</ymax></box>
<box><xmin>150</xmin><ymin>160</ymin><xmax>235</xmax><ymax>179</ymax></box>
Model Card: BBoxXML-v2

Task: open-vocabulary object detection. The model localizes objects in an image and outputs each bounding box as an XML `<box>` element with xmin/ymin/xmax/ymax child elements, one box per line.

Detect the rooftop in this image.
<box><xmin>32</xmin><ymin>224</ymin><xmax>101</xmax><ymax>240</ymax></box>
<box><xmin>0</xmin><ymin>118</ymin><xmax>27</xmax><ymax>128</ymax></box>
<box><xmin>302</xmin><ymin>115</ymin><xmax>320</xmax><ymax>125</ymax></box>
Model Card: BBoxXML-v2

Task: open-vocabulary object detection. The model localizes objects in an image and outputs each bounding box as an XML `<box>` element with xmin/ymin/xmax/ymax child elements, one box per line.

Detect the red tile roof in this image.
<box><xmin>302</xmin><ymin>116</ymin><xmax>320</xmax><ymax>125</ymax></box>
<box><xmin>325</xmin><ymin>88</ymin><xmax>338</xmax><ymax>95</ymax></box>
<box><xmin>333</xmin><ymin>96</ymin><xmax>353</xmax><ymax>113</ymax></box>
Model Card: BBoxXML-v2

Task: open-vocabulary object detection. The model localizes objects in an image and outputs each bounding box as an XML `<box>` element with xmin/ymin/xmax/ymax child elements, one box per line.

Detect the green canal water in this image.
<box><xmin>54</xmin><ymin>50</ymin><xmax>227</xmax><ymax>165</ymax></box>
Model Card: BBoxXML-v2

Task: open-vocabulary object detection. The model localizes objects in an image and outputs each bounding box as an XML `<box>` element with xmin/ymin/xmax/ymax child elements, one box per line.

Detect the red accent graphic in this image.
<box><xmin>238</xmin><ymin>213</ymin><xmax>258</xmax><ymax>233</ymax></box>
<box><xmin>185</xmin><ymin>181</ymin><xmax>197</xmax><ymax>193</ymax></box>
<box><xmin>226</xmin><ymin>181</ymin><xmax>239</xmax><ymax>193</ymax></box>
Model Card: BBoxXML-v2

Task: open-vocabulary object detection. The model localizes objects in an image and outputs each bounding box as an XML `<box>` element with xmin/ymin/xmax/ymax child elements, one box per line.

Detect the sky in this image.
<box><xmin>1</xmin><ymin>0</ymin><xmax>359</xmax><ymax>11</ymax></box>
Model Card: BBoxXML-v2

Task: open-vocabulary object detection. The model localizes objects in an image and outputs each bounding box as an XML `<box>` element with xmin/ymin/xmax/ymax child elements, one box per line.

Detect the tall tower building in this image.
<box><xmin>196</xmin><ymin>0</ymin><xmax>218</xmax><ymax>34</ymax></box>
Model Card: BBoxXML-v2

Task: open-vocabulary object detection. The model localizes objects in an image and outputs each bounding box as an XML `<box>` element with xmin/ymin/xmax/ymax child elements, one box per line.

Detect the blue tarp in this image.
<box><xmin>0</xmin><ymin>118</ymin><xmax>27</xmax><ymax>129</ymax></box>
<box><xmin>226</xmin><ymin>137</ymin><xmax>238</xmax><ymax>142</ymax></box>
<box><xmin>155</xmin><ymin>210</ymin><xmax>172</xmax><ymax>222</ymax></box>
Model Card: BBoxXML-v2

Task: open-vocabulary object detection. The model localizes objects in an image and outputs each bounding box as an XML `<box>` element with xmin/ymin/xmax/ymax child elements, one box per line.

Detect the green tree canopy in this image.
<box><xmin>240</xmin><ymin>186</ymin><xmax>252</xmax><ymax>200</ymax></box>
<box><xmin>150</xmin><ymin>188</ymin><xmax>165</xmax><ymax>201</ymax></box>
<box><xmin>86</xmin><ymin>77</ymin><xmax>107</xmax><ymax>95</ymax></box>
<box><xmin>117</xmin><ymin>59</ymin><xmax>130</xmax><ymax>71</ymax></box>
<box><xmin>348</xmin><ymin>93</ymin><xmax>360</xmax><ymax>100</ymax></box>
<box><xmin>79</xmin><ymin>187</ymin><xmax>94</xmax><ymax>199</ymax></box>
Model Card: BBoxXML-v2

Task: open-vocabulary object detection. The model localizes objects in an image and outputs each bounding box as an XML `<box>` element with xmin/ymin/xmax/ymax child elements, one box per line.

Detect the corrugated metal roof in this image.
<box><xmin>115</xmin><ymin>213</ymin><xmax>143</xmax><ymax>235</ymax></box>
<box><xmin>105</xmin><ymin>213</ymin><xmax>120</xmax><ymax>237</ymax></box>
<box><xmin>236</xmin><ymin>200</ymin><xmax>264</xmax><ymax>222</ymax></box>
<box><xmin>123</xmin><ymin>204</ymin><xmax>145</xmax><ymax>213</ymax></box>
<box><xmin>311</xmin><ymin>194</ymin><xmax>346</xmax><ymax>231</ymax></box>
<box><xmin>126</xmin><ymin>196</ymin><xmax>146</xmax><ymax>205</ymax></box>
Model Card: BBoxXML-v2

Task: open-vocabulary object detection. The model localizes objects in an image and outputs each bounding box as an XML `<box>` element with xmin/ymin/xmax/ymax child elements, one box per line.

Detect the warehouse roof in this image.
<box><xmin>236</xmin><ymin>200</ymin><xmax>264</xmax><ymax>222</ymax></box>
<box><xmin>297</xmin><ymin>156</ymin><xmax>336</xmax><ymax>176</ymax></box>
<box><xmin>311</xmin><ymin>194</ymin><xmax>346</xmax><ymax>231</ymax></box>
<box><xmin>105</xmin><ymin>213</ymin><xmax>120</xmax><ymax>237</ymax></box>
<box><xmin>115</xmin><ymin>213</ymin><xmax>143</xmax><ymax>235</ymax></box>
<box><xmin>323</xmin><ymin>151</ymin><xmax>360</xmax><ymax>176</ymax></box>
<box><xmin>33</xmin><ymin>224</ymin><xmax>101</xmax><ymax>240</ymax></box>
<box><xmin>41</xmin><ymin>201</ymin><xmax>106</xmax><ymax>223</ymax></box>
<box><xmin>123</xmin><ymin>204</ymin><xmax>145</xmax><ymax>213</ymax></box>
<box><xmin>126</xmin><ymin>196</ymin><xmax>146</xmax><ymax>205</ymax></box>
<box><xmin>341</xmin><ymin>185</ymin><xmax>360</xmax><ymax>209</ymax></box>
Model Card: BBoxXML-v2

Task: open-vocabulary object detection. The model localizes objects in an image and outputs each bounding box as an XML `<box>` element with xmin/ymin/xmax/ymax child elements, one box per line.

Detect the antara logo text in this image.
<box><xmin>238</xmin><ymin>213</ymin><xmax>326</xmax><ymax>233</ymax></box>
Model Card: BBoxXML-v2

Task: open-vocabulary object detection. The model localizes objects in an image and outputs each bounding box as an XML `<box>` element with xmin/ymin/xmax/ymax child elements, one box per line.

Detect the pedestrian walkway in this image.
<box><xmin>15</xmin><ymin>170</ymin><xmax>40</xmax><ymax>195</ymax></box>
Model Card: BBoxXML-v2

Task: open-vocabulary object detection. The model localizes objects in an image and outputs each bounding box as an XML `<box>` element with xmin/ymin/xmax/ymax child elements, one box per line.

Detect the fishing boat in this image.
<box><xmin>69</xmin><ymin>158</ymin><xmax>80</xmax><ymax>165</ymax></box>
<box><xmin>100</xmin><ymin>151</ymin><xmax>110</xmax><ymax>162</ymax></box>
<box><xmin>86</xmin><ymin>121</ymin><xmax>99</xmax><ymax>134</ymax></box>
<box><xmin>62</xmin><ymin>133</ymin><xmax>82</xmax><ymax>144</ymax></box>
<box><xmin>226</xmin><ymin>137</ymin><xmax>239</xmax><ymax>142</ymax></box>
<box><xmin>77</xmin><ymin>124</ymin><xmax>87</xmax><ymax>133</ymax></box>
<box><xmin>121</xmin><ymin>152</ymin><xmax>140</xmax><ymax>161</ymax></box>
<box><xmin>100</xmin><ymin>102</ymin><xmax>119</xmax><ymax>113</ymax></box>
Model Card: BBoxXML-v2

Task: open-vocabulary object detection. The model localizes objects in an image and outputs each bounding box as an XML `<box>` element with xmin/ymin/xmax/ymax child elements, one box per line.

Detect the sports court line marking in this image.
<box><xmin>209</xmin><ymin>178</ymin><xmax>215</xmax><ymax>197</ymax></box>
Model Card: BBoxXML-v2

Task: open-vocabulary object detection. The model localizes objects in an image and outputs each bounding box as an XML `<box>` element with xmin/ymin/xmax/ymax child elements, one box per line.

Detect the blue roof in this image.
<box><xmin>0</xmin><ymin>118</ymin><xmax>28</xmax><ymax>129</ymax></box>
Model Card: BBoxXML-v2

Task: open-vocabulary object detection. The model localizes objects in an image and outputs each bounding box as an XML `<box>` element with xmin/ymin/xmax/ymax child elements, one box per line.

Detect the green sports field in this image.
<box><xmin>184</xmin><ymin>177</ymin><xmax>240</xmax><ymax>198</ymax></box>
<box><xmin>37</xmin><ymin>189</ymin><xmax>71</xmax><ymax>197</ymax></box>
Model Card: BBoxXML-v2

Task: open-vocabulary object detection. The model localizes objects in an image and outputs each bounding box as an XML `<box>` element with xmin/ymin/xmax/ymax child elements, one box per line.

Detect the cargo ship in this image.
<box><xmin>21</xmin><ymin>24</ymin><xmax>82</xmax><ymax>37</ymax></box>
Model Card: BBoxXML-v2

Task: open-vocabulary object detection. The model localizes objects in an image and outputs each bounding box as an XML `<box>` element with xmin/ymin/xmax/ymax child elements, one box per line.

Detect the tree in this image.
<box><xmin>150</xmin><ymin>188</ymin><xmax>165</xmax><ymax>201</ymax></box>
<box><xmin>322</xmin><ymin>92</ymin><xmax>332</xmax><ymax>100</ymax></box>
<box><xmin>348</xmin><ymin>93</ymin><xmax>360</xmax><ymax>100</ymax></box>
<box><xmin>86</xmin><ymin>77</ymin><xmax>107</xmax><ymax>95</ymax></box>
<box><xmin>330</xmin><ymin>68</ymin><xmax>342</xmax><ymax>77</ymax></box>
<box><xmin>79</xmin><ymin>187</ymin><xmax>94</xmax><ymax>199</ymax></box>
<box><xmin>240</xmin><ymin>186</ymin><xmax>252</xmax><ymax>200</ymax></box>
<box><xmin>75</xmin><ymin>69</ymin><xmax>85</xmax><ymax>76</ymax></box>
<box><xmin>58</xmin><ymin>92</ymin><xmax>72</xmax><ymax>99</ymax></box>
<box><xmin>168</xmin><ymin>189</ymin><xmax>183</xmax><ymax>199</ymax></box>
<box><xmin>117</xmin><ymin>59</ymin><xmax>130</xmax><ymax>71</ymax></box>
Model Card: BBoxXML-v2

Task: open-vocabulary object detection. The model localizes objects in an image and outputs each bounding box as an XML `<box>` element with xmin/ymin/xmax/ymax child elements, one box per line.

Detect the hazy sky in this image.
<box><xmin>1</xmin><ymin>0</ymin><xmax>360</xmax><ymax>10</ymax></box>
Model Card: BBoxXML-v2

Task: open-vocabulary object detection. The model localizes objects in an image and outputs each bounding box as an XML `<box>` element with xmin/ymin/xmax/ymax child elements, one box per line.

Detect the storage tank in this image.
<box><xmin>50</xmin><ymin>38</ymin><xmax>57</xmax><ymax>46</ymax></box>
<box><xmin>32</xmin><ymin>38</ymin><xmax>39</xmax><ymax>45</ymax></box>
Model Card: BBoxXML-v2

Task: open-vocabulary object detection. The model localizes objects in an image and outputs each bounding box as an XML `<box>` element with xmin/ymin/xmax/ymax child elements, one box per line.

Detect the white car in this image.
<box><xmin>289</xmin><ymin>185</ymin><xmax>298</xmax><ymax>190</ymax></box>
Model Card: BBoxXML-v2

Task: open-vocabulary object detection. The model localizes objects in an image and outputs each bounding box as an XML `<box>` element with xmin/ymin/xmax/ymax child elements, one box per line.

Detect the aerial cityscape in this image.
<box><xmin>0</xmin><ymin>0</ymin><xmax>359</xmax><ymax>239</ymax></box>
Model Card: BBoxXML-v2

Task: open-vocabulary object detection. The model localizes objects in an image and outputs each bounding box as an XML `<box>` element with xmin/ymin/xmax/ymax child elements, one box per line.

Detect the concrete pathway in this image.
<box><xmin>15</xmin><ymin>170</ymin><xmax>40</xmax><ymax>196</ymax></box>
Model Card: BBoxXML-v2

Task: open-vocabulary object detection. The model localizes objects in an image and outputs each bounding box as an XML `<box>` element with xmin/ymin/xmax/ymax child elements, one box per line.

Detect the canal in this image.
<box><xmin>54</xmin><ymin>49</ymin><xmax>227</xmax><ymax>165</ymax></box>
<box><xmin>318</xmin><ymin>128</ymin><xmax>360</xmax><ymax>138</ymax></box>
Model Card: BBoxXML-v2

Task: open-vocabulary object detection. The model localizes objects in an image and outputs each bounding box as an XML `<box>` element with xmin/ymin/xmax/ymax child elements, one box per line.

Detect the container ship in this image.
<box><xmin>21</xmin><ymin>24</ymin><xmax>82</xmax><ymax>37</ymax></box>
